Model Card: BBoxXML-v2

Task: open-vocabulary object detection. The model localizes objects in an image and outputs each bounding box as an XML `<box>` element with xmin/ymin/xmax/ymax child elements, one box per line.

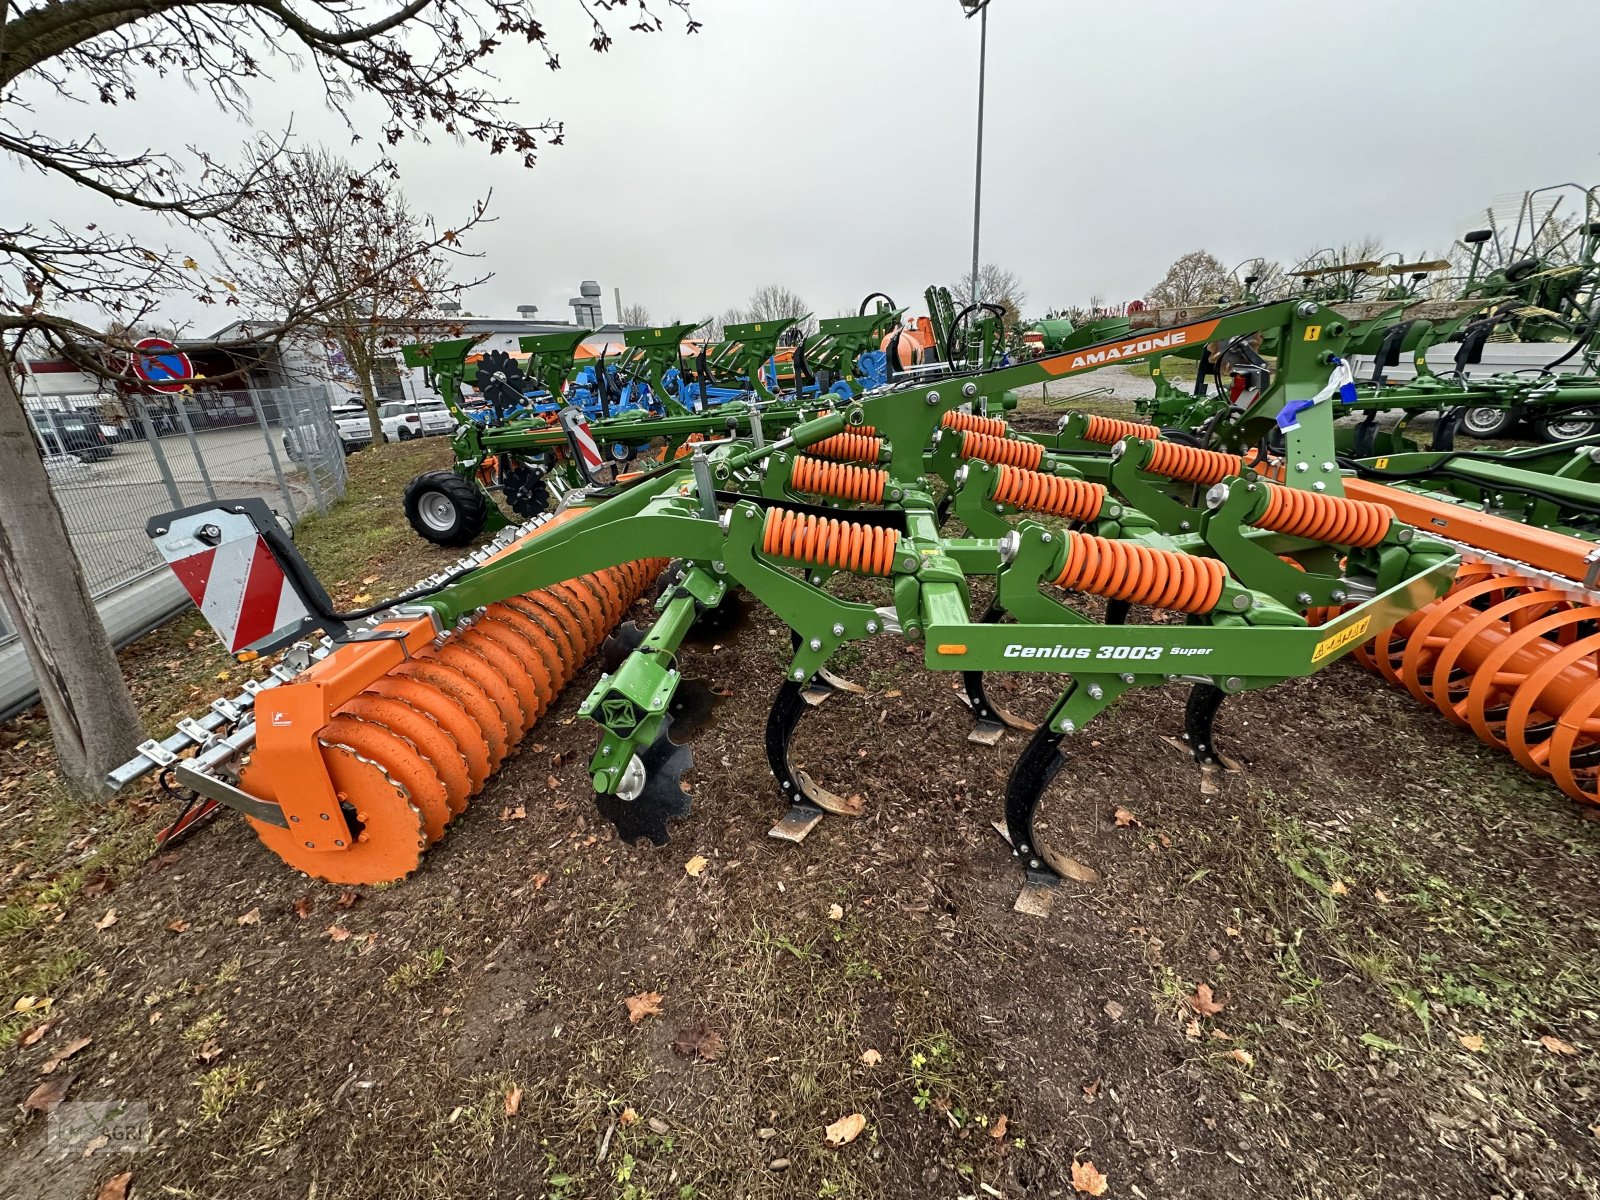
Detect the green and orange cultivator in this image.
<box><xmin>111</xmin><ymin>299</ymin><xmax>1477</xmax><ymax>910</ymax></box>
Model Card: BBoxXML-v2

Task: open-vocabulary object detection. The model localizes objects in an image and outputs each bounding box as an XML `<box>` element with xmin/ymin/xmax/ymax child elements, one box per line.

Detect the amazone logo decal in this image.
<box><xmin>1042</xmin><ymin>320</ymin><xmax>1221</xmax><ymax>376</ymax></box>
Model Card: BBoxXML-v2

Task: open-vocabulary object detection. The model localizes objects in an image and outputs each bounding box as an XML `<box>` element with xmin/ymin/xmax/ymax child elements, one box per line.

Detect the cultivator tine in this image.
<box><xmin>999</xmin><ymin>722</ymin><xmax>1100</xmax><ymax>917</ymax></box>
<box><xmin>962</xmin><ymin>607</ymin><xmax>1036</xmax><ymax>744</ymax></box>
<box><xmin>765</xmin><ymin>679</ymin><xmax>864</xmax><ymax>843</ymax></box>
<box><xmin>786</xmin><ymin>630</ymin><xmax>864</xmax><ymax>705</ymax></box>
<box><xmin>800</xmin><ymin>668</ymin><xmax>865</xmax><ymax>707</ymax></box>
<box><xmin>593</xmin><ymin>716</ymin><xmax>694</xmax><ymax>847</ymax></box>
<box><xmin>963</xmin><ymin>672</ymin><xmax>1037</xmax><ymax>745</ymax></box>
<box><xmin>1182</xmin><ymin>684</ymin><xmax>1228</xmax><ymax>765</ymax></box>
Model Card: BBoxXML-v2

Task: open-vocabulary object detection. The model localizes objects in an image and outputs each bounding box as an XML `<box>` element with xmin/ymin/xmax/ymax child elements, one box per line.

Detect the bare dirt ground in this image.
<box><xmin>3</xmin><ymin>438</ymin><xmax>1599</xmax><ymax>1200</ymax></box>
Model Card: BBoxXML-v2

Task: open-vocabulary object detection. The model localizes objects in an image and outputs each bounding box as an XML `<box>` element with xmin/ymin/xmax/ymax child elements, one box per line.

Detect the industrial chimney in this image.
<box><xmin>568</xmin><ymin>280</ymin><xmax>604</xmax><ymax>328</ymax></box>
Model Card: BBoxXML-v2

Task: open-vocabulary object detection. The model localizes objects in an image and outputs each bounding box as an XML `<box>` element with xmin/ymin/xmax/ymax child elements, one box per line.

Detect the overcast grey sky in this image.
<box><xmin>9</xmin><ymin>0</ymin><xmax>1600</xmax><ymax>333</ymax></box>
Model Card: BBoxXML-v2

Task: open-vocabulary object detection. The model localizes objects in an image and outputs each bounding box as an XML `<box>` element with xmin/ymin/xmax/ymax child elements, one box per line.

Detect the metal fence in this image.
<box><xmin>0</xmin><ymin>384</ymin><xmax>348</xmax><ymax>647</ymax></box>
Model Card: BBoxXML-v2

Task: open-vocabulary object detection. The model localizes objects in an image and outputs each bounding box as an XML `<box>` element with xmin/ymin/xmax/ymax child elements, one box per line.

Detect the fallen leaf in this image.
<box><xmin>23</xmin><ymin>1074</ymin><xmax>73</xmax><ymax>1114</ymax></box>
<box><xmin>619</xmin><ymin>1106</ymin><xmax>638</xmax><ymax>1126</ymax></box>
<box><xmin>80</xmin><ymin>869</ymin><xmax>115</xmax><ymax>898</ymax></box>
<box><xmin>1113</xmin><ymin>807</ymin><xmax>1141</xmax><ymax>828</ymax></box>
<box><xmin>1102</xmin><ymin>1001</ymin><xmax>1125</xmax><ymax>1021</ymax></box>
<box><xmin>95</xmin><ymin>1171</ymin><xmax>132</xmax><ymax>1200</ymax></box>
<box><xmin>1184</xmin><ymin>1018</ymin><xmax>1202</xmax><ymax>1041</ymax></box>
<box><xmin>337</xmin><ymin>890</ymin><xmax>359</xmax><ymax>908</ymax></box>
<box><xmin>1229</xmin><ymin>1047</ymin><xmax>1255</xmax><ymax>1068</ymax></box>
<box><xmin>361</xmin><ymin>575</ymin><xmax>380</xmax><ymax>585</ymax></box>
<box><xmin>684</xmin><ymin>855</ymin><xmax>708</xmax><ymax>878</ymax></box>
<box><xmin>671</xmin><ymin>1026</ymin><xmax>724</xmax><ymax>1062</ymax></box>
<box><xmin>94</xmin><ymin>909</ymin><xmax>118</xmax><ymax>931</ymax></box>
<box><xmin>1225</xmin><ymin>925</ymin><xmax>1242</xmax><ymax>938</ymax></box>
<box><xmin>824</xmin><ymin>1112</ymin><xmax>866</xmax><ymax>1147</ymax></box>
<box><xmin>1071</xmin><ymin>1158</ymin><xmax>1109</xmax><ymax>1196</ymax></box>
<box><xmin>19</xmin><ymin>1020</ymin><xmax>55</xmax><ymax>1046</ymax></box>
<box><xmin>624</xmin><ymin>991</ymin><xmax>664</xmax><ymax>1024</ymax></box>
<box><xmin>1374</xmin><ymin>888</ymin><xmax>1392</xmax><ymax>904</ymax></box>
<box><xmin>884</xmin><ymin>689</ymin><xmax>902</xmax><ymax>699</ymax></box>
<box><xmin>326</xmin><ymin>925</ymin><xmax>351</xmax><ymax>942</ymax></box>
<box><xmin>500</xmin><ymin>806</ymin><xmax>526</xmax><ymax>821</ymax></box>
<box><xmin>859</xmin><ymin>1049</ymin><xmax>882</xmax><ymax>1067</ymax></box>
<box><xmin>532</xmin><ymin>872</ymin><xmax>550</xmax><ymax>890</ymax></box>
<box><xmin>165</xmin><ymin>918</ymin><xmax>190</xmax><ymax>933</ymax></box>
<box><xmin>12</xmin><ymin>995</ymin><xmax>51</xmax><ymax>1014</ymax></box>
<box><xmin>1188</xmin><ymin>983</ymin><xmax>1225</xmax><ymax>1017</ymax></box>
<box><xmin>546</xmin><ymin>775</ymin><xmax>560</xmax><ymax>790</ymax></box>
<box><xmin>827</xmin><ymin>903</ymin><xmax>844</xmax><ymax>921</ymax></box>
<box><xmin>236</xmin><ymin>907</ymin><xmax>261</xmax><ymax>927</ymax></box>
<box><xmin>1459</xmin><ymin>1034</ymin><xmax>1486</xmax><ymax>1052</ymax></box>
<box><xmin>1541</xmin><ymin>1035</ymin><xmax>1579</xmax><ymax>1057</ymax></box>
<box><xmin>990</xmin><ymin>1113</ymin><xmax>1009</xmax><ymax>1139</ymax></box>
<box><xmin>350</xmin><ymin>592</ymin><xmax>374</xmax><ymax>605</ymax></box>
<box><xmin>504</xmin><ymin>1086</ymin><xmax>522</xmax><ymax>1116</ymax></box>
<box><xmin>1329</xmin><ymin>880</ymin><xmax>1350</xmax><ymax>897</ymax></box>
<box><xmin>195</xmin><ymin>1040</ymin><xmax>222</xmax><ymax>1064</ymax></box>
<box><xmin>292</xmin><ymin>895</ymin><xmax>314</xmax><ymax>920</ymax></box>
<box><xmin>41</xmin><ymin>1036</ymin><xmax>91</xmax><ymax>1074</ymax></box>
<box><xmin>1082</xmin><ymin>1077</ymin><xmax>1101</xmax><ymax>1098</ymax></box>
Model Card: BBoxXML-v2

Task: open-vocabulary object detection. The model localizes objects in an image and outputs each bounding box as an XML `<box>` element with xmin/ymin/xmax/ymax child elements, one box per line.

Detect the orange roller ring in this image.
<box><xmin>339</xmin><ymin>695</ymin><xmax>473</xmax><ymax>818</ymax></box>
<box><xmin>366</xmin><ymin>675</ymin><xmax>492</xmax><ymax>794</ymax></box>
<box><xmin>430</xmin><ymin>641</ymin><xmax>527</xmax><ymax>741</ymax></box>
<box><xmin>391</xmin><ymin>659</ymin><xmax>510</xmax><ymax>771</ymax></box>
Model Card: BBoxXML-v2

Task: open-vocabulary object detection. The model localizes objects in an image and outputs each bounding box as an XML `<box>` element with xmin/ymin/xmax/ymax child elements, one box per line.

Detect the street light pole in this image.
<box><xmin>969</xmin><ymin>0</ymin><xmax>989</xmax><ymax>308</ymax></box>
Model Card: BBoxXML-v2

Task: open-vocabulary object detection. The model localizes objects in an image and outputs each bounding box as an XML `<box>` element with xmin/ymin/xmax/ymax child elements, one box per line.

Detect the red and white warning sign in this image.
<box><xmin>150</xmin><ymin>506</ymin><xmax>311</xmax><ymax>654</ymax></box>
<box><xmin>558</xmin><ymin>408</ymin><xmax>606</xmax><ymax>484</ymax></box>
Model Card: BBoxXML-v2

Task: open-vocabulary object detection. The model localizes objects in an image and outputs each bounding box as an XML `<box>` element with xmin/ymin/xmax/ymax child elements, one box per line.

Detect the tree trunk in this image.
<box><xmin>0</xmin><ymin>356</ymin><xmax>144</xmax><ymax>794</ymax></box>
<box><xmin>353</xmin><ymin>352</ymin><xmax>386</xmax><ymax>447</ymax></box>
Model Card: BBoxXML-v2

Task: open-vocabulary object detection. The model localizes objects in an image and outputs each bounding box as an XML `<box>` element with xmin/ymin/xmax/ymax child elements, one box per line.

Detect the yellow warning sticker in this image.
<box><xmin>1303</xmin><ymin>326</ymin><xmax>1322</xmax><ymax>342</ymax></box>
<box><xmin>1311</xmin><ymin>616</ymin><xmax>1371</xmax><ymax>662</ymax></box>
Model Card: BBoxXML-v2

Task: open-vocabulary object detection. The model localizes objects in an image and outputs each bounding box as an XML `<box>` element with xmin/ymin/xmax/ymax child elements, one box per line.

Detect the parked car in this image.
<box><xmin>378</xmin><ymin>399</ymin><xmax>456</xmax><ymax>440</ymax></box>
<box><xmin>29</xmin><ymin>409</ymin><xmax>113</xmax><ymax>461</ymax></box>
<box><xmin>283</xmin><ymin>404</ymin><xmax>374</xmax><ymax>462</ymax></box>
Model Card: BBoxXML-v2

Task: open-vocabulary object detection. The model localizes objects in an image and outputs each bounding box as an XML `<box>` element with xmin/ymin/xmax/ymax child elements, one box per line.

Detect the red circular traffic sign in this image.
<box><xmin>133</xmin><ymin>337</ymin><xmax>195</xmax><ymax>393</ymax></box>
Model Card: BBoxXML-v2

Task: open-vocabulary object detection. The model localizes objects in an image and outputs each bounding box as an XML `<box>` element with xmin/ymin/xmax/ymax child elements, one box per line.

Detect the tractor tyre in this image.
<box><xmin>404</xmin><ymin>471</ymin><xmax>488</xmax><ymax>547</ymax></box>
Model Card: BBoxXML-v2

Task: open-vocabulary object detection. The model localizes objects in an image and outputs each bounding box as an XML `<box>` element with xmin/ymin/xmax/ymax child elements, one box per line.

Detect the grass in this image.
<box><xmin>196</xmin><ymin>1062</ymin><xmax>253</xmax><ymax>1123</ymax></box>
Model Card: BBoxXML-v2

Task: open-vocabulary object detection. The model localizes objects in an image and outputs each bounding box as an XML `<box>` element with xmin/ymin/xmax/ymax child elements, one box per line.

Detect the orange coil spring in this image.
<box><xmin>791</xmin><ymin>456</ymin><xmax>887</xmax><ymax>504</ymax></box>
<box><xmin>1080</xmin><ymin>414</ymin><xmax>1161</xmax><ymax>445</ymax></box>
<box><xmin>942</xmin><ymin>409</ymin><xmax>1008</xmax><ymax>438</ymax></box>
<box><xmin>1254</xmin><ymin>485</ymin><xmax>1393</xmax><ymax>549</ymax></box>
<box><xmin>1053</xmin><ymin>533</ymin><xmax>1226</xmax><ymax>614</ymax></box>
<box><xmin>991</xmin><ymin>464</ymin><xmax>1106</xmax><ymax>522</ymax></box>
<box><xmin>808</xmin><ymin>432</ymin><xmax>883</xmax><ymax>463</ymax></box>
<box><xmin>762</xmin><ymin>509</ymin><xmax>900</xmax><ymax>576</ymax></box>
<box><xmin>959</xmin><ymin>431</ymin><xmax>1045</xmax><ymax>471</ymax></box>
<box><xmin>1142</xmin><ymin>440</ymin><xmax>1242</xmax><ymax>486</ymax></box>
